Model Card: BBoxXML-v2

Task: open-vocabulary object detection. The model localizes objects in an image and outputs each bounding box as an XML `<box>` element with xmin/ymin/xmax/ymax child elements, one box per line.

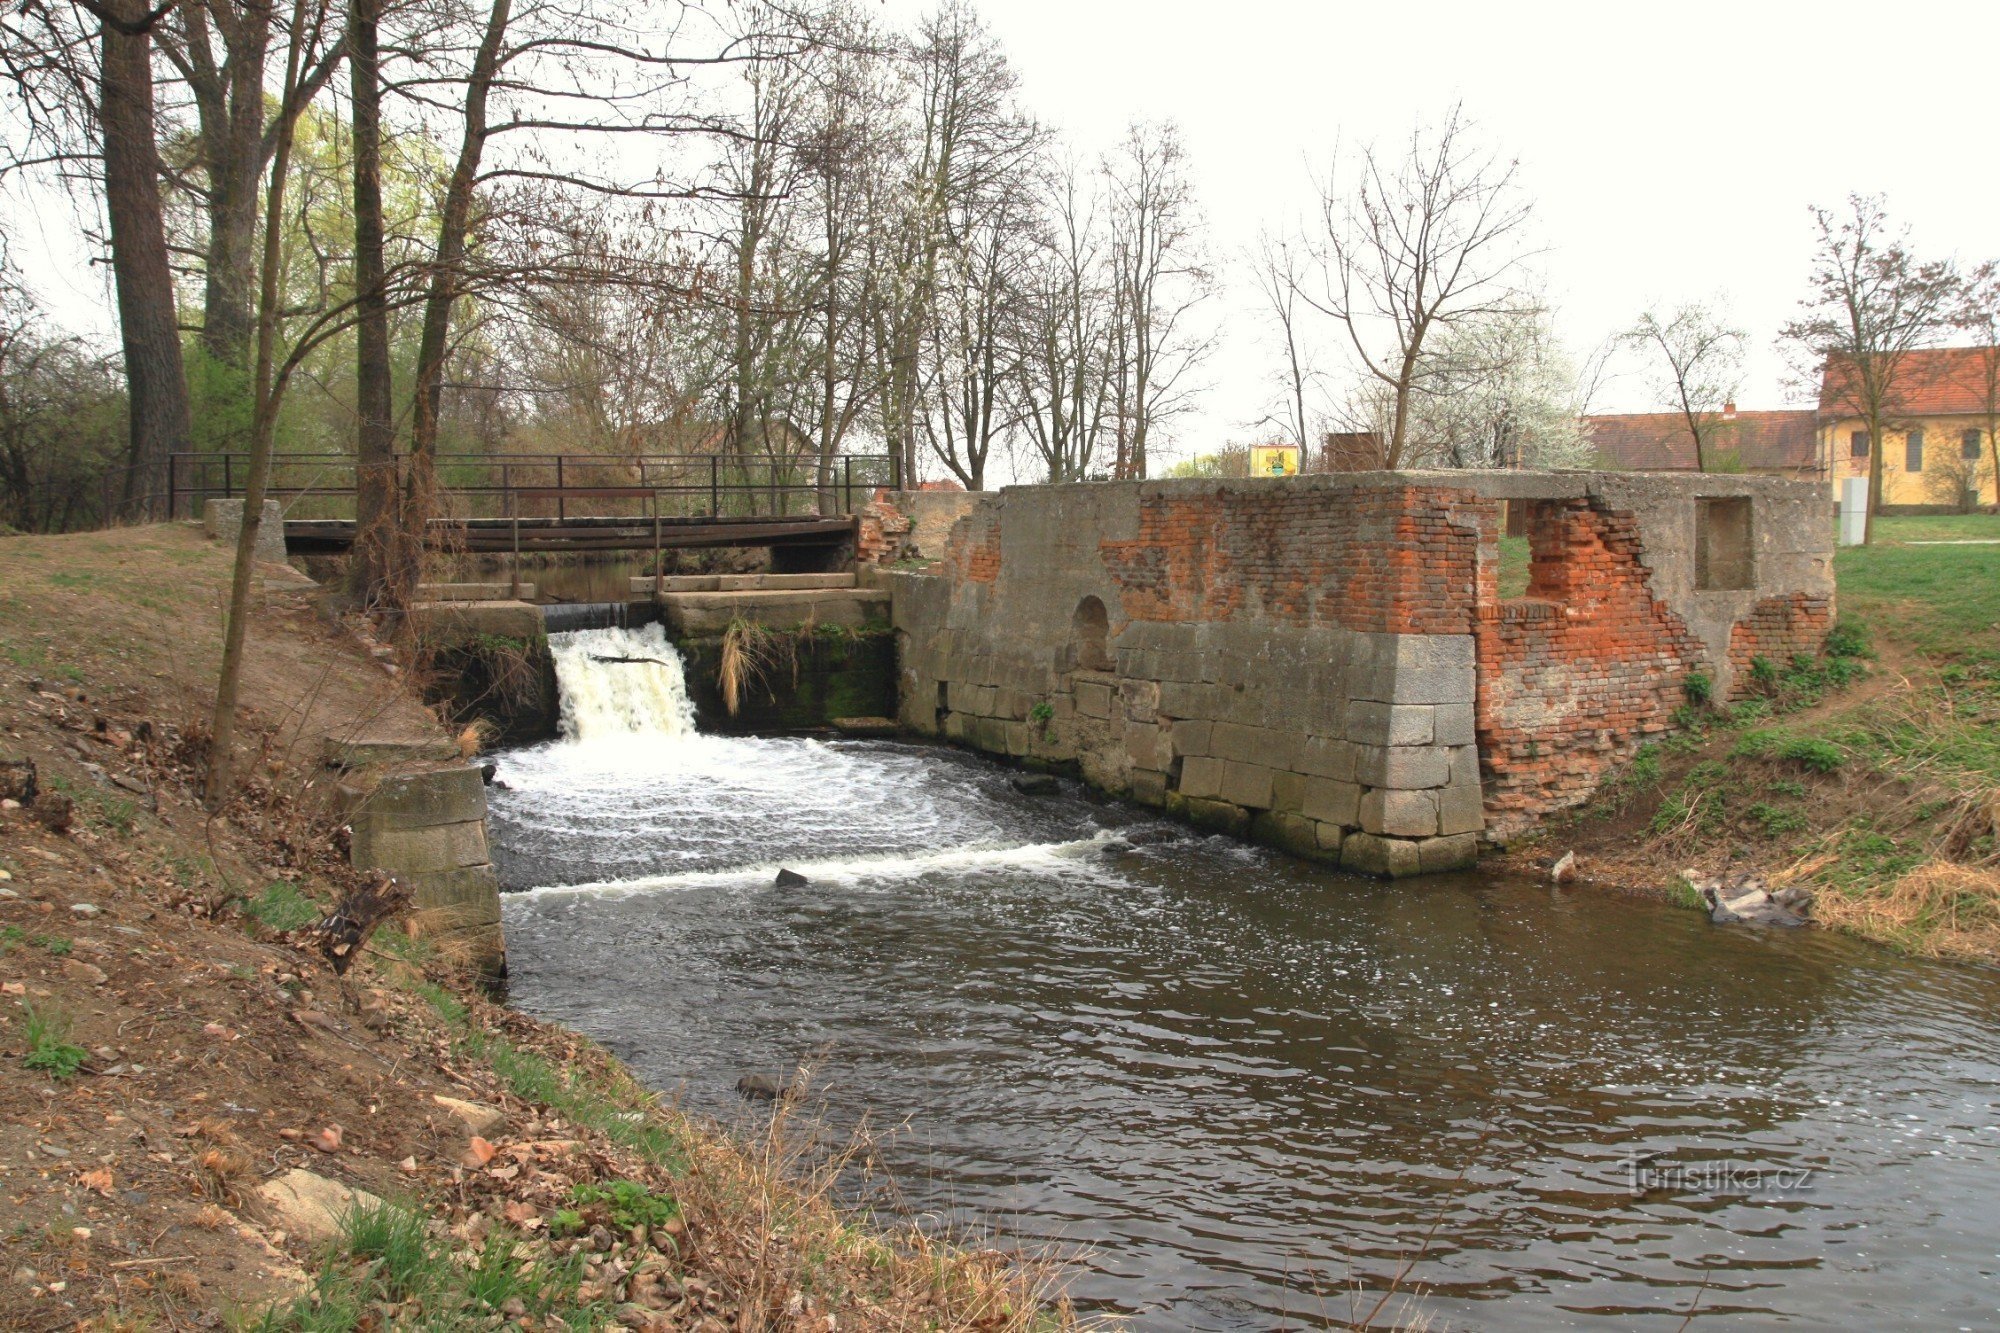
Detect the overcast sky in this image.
<box><xmin>896</xmin><ymin>0</ymin><xmax>2000</xmax><ymax>460</ymax></box>
<box><xmin>11</xmin><ymin>0</ymin><xmax>1997</xmax><ymax>469</ymax></box>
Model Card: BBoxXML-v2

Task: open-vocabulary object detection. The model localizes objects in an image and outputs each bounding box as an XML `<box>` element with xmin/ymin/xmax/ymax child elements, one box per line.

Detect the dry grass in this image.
<box><xmin>1812</xmin><ymin>861</ymin><xmax>2000</xmax><ymax>962</ymax></box>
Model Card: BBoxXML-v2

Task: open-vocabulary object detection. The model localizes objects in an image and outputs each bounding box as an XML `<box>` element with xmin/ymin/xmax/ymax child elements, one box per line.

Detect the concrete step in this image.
<box><xmin>629</xmin><ymin>572</ymin><xmax>856</xmax><ymax>595</ymax></box>
<box><xmin>419</xmin><ymin>581</ymin><xmax>536</xmax><ymax>601</ymax></box>
<box><xmin>406</xmin><ymin>600</ymin><xmax>543</xmax><ymax>640</ymax></box>
<box><xmin>660</xmin><ymin>587</ymin><xmax>889</xmax><ymax>635</ymax></box>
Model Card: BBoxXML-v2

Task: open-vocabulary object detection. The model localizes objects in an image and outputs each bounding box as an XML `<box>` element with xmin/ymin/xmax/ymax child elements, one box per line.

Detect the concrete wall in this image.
<box><xmin>203</xmin><ymin>498</ymin><xmax>288</xmax><ymax>565</ymax></box>
<box><xmin>857</xmin><ymin>488</ymin><xmax>983</xmax><ymax>564</ymax></box>
<box><xmin>344</xmin><ymin>764</ymin><xmax>505</xmax><ymax>973</ymax></box>
<box><xmin>882</xmin><ymin>470</ymin><xmax>1833</xmax><ymax>872</ymax></box>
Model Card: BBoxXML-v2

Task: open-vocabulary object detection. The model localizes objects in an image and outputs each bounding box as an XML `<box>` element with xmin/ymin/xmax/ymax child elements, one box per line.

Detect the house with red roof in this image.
<box><xmin>1818</xmin><ymin>346</ymin><xmax>2000</xmax><ymax>511</ymax></box>
<box><xmin>1584</xmin><ymin>406</ymin><xmax>1820</xmax><ymax>477</ymax></box>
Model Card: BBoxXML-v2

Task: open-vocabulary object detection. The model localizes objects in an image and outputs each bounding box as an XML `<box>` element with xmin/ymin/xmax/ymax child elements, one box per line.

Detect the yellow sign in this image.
<box><xmin>1250</xmin><ymin>445</ymin><xmax>1301</xmax><ymax>478</ymax></box>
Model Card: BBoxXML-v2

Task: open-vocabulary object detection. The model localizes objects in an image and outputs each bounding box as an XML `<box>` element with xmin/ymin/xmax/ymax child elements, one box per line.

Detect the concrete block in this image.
<box><xmin>1185</xmin><ymin>798</ymin><xmax>1251</xmax><ymax>837</ymax></box>
<box><xmin>1299</xmin><ymin>736</ymin><xmax>1357</xmax><ymax>781</ymax></box>
<box><xmin>1360</xmin><ymin>787</ymin><xmax>1440</xmax><ymax>838</ymax></box>
<box><xmin>321</xmin><ymin>735</ymin><xmax>460</xmax><ymax>769</ymax></box>
<box><xmin>661</xmin><ymin>588</ymin><xmax>889</xmax><ymax>634</ymax></box>
<box><xmin>1301</xmin><ymin>777</ymin><xmax>1362</xmax><ymax>826</ymax></box>
<box><xmin>1157</xmin><ymin>680</ymin><xmax>1212</xmax><ymax>719</ymax></box>
<box><xmin>1212</xmin><ymin>722</ymin><xmax>1297</xmax><ymax>770</ymax></box>
<box><xmin>1270</xmin><ymin>770</ymin><xmax>1307</xmax><ymax>813</ymax></box>
<box><xmin>406</xmin><ymin>600</ymin><xmax>544</xmax><ymax>643</ymax></box>
<box><xmin>1178</xmin><ymin>755</ymin><xmax>1225</xmax><ymax>801</ymax></box>
<box><xmin>1314</xmin><ymin>821</ymin><xmax>1346</xmax><ymax>854</ymax></box>
<box><xmin>1416</xmin><ymin>833</ymin><xmax>1480</xmax><ymax>873</ymax></box>
<box><xmin>1125</xmin><ymin>722</ymin><xmax>1169</xmax><ymax>771</ymax></box>
<box><xmin>968</xmin><ymin>715</ymin><xmax>1010</xmax><ymax>753</ymax></box>
<box><xmin>1172</xmin><ymin>719</ymin><xmax>1213</xmax><ymax>758</ymax></box>
<box><xmin>1448</xmin><ymin>745</ymin><xmax>1481</xmax><ymax>788</ymax></box>
<box><xmin>1438</xmin><ymin>782</ymin><xmax>1485</xmax><ymax>836</ymax></box>
<box><xmin>402</xmin><ymin>865</ymin><xmax>502</xmax><ymax>924</ymax></box>
<box><xmin>1129</xmin><ymin>770</ymin><xmax>1168</xmax><ymax>807</ymax></box>
<box><xmin>1120</xmin><ymin>679</ymin><xmax>1161</xmax><ymax>723</ymax></box>
<box><xmin>1354</xmin><ymin>744</ymin><xmax>1451</xmax><ymax>790</ymax></box>
<box><xmin>1249</xmin><ymin>810</ymin><xmax>1329</xmax><ymax>861</ymax></box>
<box><xmin>351</xmin><ymin>819</ymin><xmax>489</xmax><ymax>876</ymax></box>
<box><xmin>1346</xmin><ymin>701</ymin><xmax>1435</xmax><ymax>747</ymax></box>
<box><xmin>1433</xmin><ymin>702</ymin><xmax>1477</xmax><ymax>746</ymax></box>
<box><xmin>352</xmin><ymin>766</ymin><xmax>487</xmax><ymax>832</ymax></box>
<box><xmin>1394</xmin><ymin>663</ymin><xmax>1477</xmax><ymax>707</ymax></box>
<box><xmin>1341</xmin><ymin>832</ymin><xmax>1421</xmax><ymax>878</ymax></box>
<box><xmin>203</xmin><ymin>498</ymin><xmax>287</xmax><ymax>564</ymax></box>
<box><xmin>1075</xmin><ymin>680</ymin><xmax>1114</xmax><ymax>719</ymax></box>
<box><xmin>1219</xmin><ymin>762</ymin><xmax>1276</xmax><ymax>810</ymax></box>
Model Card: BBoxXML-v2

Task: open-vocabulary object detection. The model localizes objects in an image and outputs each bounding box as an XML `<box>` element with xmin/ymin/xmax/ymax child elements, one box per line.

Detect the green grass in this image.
<box><xmin>1872</xmin><ymin>513</ymin><xmax>2000</xmax><ymax>544</ymax></box>
<box><xmin>18</xmin><ymin>1002</ymin><xmax>88</xmax><ymax>1080</ymax></box>
<box><xmin>31</xmin><ymin>934</ymin><xmax>72</xmax><ymax>956</ymax></box>
<box><xmin>251</xmin><ymin>1198</ymin><xmax>605</xmax><ymax>1331</ymax></box>
<box><xmin>1838</xmin><ymin>521</ymin><xmax>2000</xmax><ymax>663</ymax></box>
<box><xmin>411</xmin><ymin>982</ymin><xmax>685</xmax><ymax>1167</ymax></box>
<box><xmin>1497</xmin><ymin>534</ymin><xmax>1530</xmax><ymax>599</ymax></box>
<box><xmin>246</xmin><ymin>882</ymin><xmax>322</xmax><ymax>933</ymax></box>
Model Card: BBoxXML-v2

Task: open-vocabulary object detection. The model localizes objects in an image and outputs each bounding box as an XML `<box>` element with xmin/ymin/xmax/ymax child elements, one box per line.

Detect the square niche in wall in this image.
<box><xmin>1695</xmin><ymin>496</ymin><xmax>1754</xmax><ymax>591</ymax></box>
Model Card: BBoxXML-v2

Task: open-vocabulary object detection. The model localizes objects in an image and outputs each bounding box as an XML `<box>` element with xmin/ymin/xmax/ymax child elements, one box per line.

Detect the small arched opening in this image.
<box><xmin>1071</xmin><ymin>595</ymin><xmax>1112</xmax><ymax>673</ymax></box>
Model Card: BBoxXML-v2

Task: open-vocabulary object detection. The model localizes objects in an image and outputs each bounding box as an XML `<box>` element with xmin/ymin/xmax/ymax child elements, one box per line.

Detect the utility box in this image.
<box><xmin>1838</xmin><ymin>477</ymin><xmax>1868</xmax><ymax>546</ymax></box>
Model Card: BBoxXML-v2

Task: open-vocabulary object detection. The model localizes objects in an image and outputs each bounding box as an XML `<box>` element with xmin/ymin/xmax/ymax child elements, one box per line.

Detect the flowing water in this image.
<box><xmin>489</xmin><ymin>628</ymin><xmax>2000</xmax><ymax>1331</ymax></box>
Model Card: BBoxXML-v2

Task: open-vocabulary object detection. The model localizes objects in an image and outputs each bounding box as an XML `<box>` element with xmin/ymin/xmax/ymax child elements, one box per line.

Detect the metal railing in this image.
<box><xmin>165</xmin><ymin>450</ymin><xmax>902</xmax><ymax>523</ymax></box>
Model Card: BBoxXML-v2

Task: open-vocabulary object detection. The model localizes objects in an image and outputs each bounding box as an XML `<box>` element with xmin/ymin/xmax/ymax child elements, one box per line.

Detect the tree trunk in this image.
<box><xmin>196</xmin><ymin>2</ymin><xmax>273</xmax><ymax>378</ymax></box>
<box><xmin>207</xmin><ymin>0</ymin><xmax>309</xmax><ymax>806</ymax></box>
<box><xmin>404</xmin><ymin>0</ymin><xmax>511</xmax><ymax>587</ymax></box>
<box><xmin>347</xmin><ymin>0</ymin><xmax>396</xmax><ymax>603</ymax></box>
<box><xmin>100</xmin><ymin>1</ymin><xmax>192</xmax><ymax>519</ymax></box>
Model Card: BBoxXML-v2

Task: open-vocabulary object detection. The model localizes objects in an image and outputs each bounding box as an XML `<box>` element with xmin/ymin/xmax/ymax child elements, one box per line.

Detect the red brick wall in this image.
<box><xmin>947</xmin><ymin>506</ymin><xmax>1003</xmax><ymax>584</ymax></box>
<box><xmin>1474</xmin><ymin>498</ymin><xmax>1707</xmax><ymax>829</ymax></box>
<box><xmin>1727</xmin><ymin>593</ymin><xmax>1834</xmax><ymax>692</ymax></box>
<box><xmin>855</xmin><ymin>488</ymin><xmax>910</xmax><ymax>564</ymax></box>
<box><xmin>1097</xmin><ymin>485</ymin><xmax>1489</xmax><ymax>633</ymax></box>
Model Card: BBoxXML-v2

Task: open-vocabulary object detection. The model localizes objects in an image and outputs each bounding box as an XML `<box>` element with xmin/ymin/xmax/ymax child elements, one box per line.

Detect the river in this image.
<box><xmin>486</xmin><ymin>625</ymin><xmax>2000</xmax><ymax>1330</ymax></box>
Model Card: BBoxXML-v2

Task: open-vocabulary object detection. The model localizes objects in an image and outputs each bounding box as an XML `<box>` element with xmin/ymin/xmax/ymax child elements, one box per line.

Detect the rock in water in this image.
<box><xmin>1010</xmin><ymin>773</ymin><xmax>1060</xmax><ymax>796</ymax></box>
<box><xmin>736</xmin><ymin>1073</ymin><xmax>787</xmax><ymax>1101</ymax></box>
<box><xmin>1550</xmin><ymin>850</ymin><xmax>1577</xmax><ymax>884</ymax></box>
<box><xmin>774</xmin><ymin>868</ymin><xmax>809</xmax><ymax>887</ymax></box>
<box><xmin>479</xmin><ymin>761</ymin><xmax>498</xmax><ymax>785</ymax></box>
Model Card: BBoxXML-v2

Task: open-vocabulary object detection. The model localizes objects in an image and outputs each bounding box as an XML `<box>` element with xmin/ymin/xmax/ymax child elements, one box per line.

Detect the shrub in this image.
<box><xmin>1824</xmin><ymin>620</ymin><xmax>1870</xmax><ymax>659</ymax></box>
<box><xmin>1779</xmin><ymin>736</ymin><xmax>1845</xmax><ymax>773</ymax></box>
<box><xmin>1683</xmin><ymin>671</ymin><xmax>1713</xmax><ymax>706</ymax></box>
<box><xmin>569</xmin><ymin>1178</ymin><xmax>679</xmax><ymax>1231</ymax></box>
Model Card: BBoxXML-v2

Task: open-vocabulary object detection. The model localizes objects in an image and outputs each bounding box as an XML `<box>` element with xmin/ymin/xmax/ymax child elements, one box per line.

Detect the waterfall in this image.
<box><xmin>547</xmin><ymin>623</ymin><xmax>699</xmax><ymax>743</ymax></box>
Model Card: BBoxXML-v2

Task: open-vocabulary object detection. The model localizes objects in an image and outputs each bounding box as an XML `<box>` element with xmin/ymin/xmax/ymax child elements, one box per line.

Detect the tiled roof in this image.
<box><xmin>1819</xmin><ymin>346</ymin><xmax>2000</xmax><ymax>418</ymax></box>
<box><xmin>1584</xmin><ymin>410</ymin><xmax>1820</xmax><ymax>472</ymax></box>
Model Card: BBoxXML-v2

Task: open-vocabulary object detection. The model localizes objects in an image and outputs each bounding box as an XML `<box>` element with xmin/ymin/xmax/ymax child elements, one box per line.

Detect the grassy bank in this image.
<box><xmin>1521</xmin><ymin>513</ymin><xmax>2000</xmax><ymax>964</ymax></box>
<box><xmin>0</xmin><ymin>524</ymin><xmax>1077</xmax><ymax>1330</ymax></box>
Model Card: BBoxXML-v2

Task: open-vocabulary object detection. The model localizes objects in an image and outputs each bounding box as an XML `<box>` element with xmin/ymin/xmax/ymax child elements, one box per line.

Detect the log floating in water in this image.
<box><xmin>588</xmin><ymin>655</ymin><xmax>672</xmax><ymax>667</ymax></box>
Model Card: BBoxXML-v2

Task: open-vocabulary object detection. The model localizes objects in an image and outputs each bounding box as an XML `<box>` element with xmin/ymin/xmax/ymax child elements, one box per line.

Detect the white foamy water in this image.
<box><xmin>548</xmin><ymin>624</ymin><xmax>698</xmax><ymax>742</ymax></box>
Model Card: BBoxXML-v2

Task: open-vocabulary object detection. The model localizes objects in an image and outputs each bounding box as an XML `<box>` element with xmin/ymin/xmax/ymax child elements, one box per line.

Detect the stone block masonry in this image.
<box><xmin>343</xmin><ymin>764</ymin><xmax>505</xmax><ymax>973</ymax></box>
<box><xmin>875</xmin><ymin>469</ymin><xmax>1833</xmax><ymax>874</ymax></box>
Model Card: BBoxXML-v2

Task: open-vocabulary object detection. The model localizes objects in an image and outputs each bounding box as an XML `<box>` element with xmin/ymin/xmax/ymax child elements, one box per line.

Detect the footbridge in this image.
<box><xmin>171</xmin><ymin>450</ymin><xmax>898</xmax><ymax>562</ymax></box>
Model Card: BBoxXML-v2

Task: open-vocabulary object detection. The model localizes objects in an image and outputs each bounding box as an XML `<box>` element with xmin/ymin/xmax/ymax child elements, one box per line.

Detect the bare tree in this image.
<box><xmin>1958</xmin><ymin>263</ymin><xmax>2000</xmax><ymax>512</ymax></box>
<box><xmin>1297</xmin><ymin>102</ymin><xmax>1532</xmax><ymax>469</ymax></box>
<box><xmin>1247</xmin><ymin>228</ymin><xmax>1321</xmax><ymax>456</ymax></box>
<box><xmin>1781</xmin><ymin>193</ymin><xmax>1960</xmax><ymax>544</ymax></box>
<box><xmin>1625</xmin><ymin>301</ymin><xmax>1745</xmax><ymax>472</ymax></box>
<box><xmin>1101</xmin><ymin>119</ymin><xmax>1212</xmax><ymax>479</ymax></box>
<box><xmin>1010</xmin><ymin>152</ymin><xmax>1111</xmax><ymax>482</ymax></box>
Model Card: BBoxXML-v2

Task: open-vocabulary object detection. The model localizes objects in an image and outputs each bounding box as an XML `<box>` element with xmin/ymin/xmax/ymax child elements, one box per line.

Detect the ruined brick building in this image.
<box><xmin>866</xmin><ymin>471</ymin><xmax>1832</xmax><ymax>875</ymax></box>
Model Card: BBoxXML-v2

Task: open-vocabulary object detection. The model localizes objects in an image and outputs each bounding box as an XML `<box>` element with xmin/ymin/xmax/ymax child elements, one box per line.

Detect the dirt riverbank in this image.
<box><xmin>0</xmin><ymin>524</ymin><xmax>1074</xmax><ymax>1331</ymax></box>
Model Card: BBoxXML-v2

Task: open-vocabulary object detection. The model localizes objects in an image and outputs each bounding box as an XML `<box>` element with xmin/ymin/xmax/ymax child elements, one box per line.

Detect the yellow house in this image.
<box><xmin>1820</xmin><ymin>347</ymin><xmax>2000</xmax><ymax>510</ymax></box>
